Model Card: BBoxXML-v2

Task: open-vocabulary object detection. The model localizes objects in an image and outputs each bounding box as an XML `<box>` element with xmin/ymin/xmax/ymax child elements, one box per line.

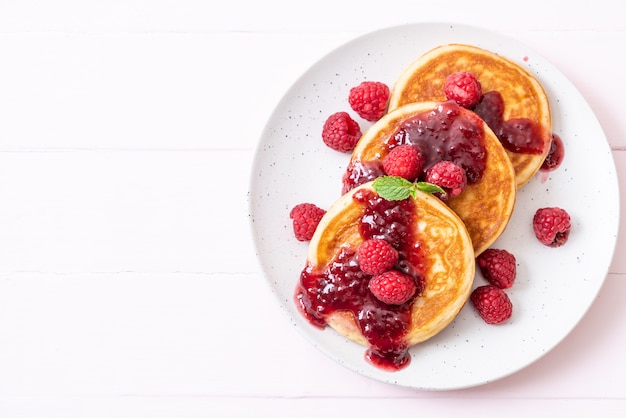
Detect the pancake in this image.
<box><xmin>296</xmin><ymin>181</ymin><xmax>475</xmax><ymax>371</ymax></box>
<box><xmin>342</xmin><ymin>101</ymin><xmax>516</xmax><ymax>256</ymax></box>
<box><xmin>388</xmin><ymin>44</ymin><xmax>552</xmax><ymax>187</ymax></box>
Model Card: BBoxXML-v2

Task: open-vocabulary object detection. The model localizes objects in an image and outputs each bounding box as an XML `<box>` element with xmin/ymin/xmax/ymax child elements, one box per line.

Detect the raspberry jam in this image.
<box><xmin>342</xmin><ymin>101</ymin><xmax>487</xmax><ymax>193</ymax></box>
<box><xmin>473</xmin><ymin>91</ymin><xmax>547</xmax><ymax>154</ymax></box>
<box><xmin>541</xmin><ymin>133</ymin><xmax>565</xmax><ymax>171</ymax></box>
<box><xmin>342</xmin><ymin>160</ymin><xmax>385</xmax><ymax>195</ymax></box>
<box><xmin>295</xmin><ymin>189</ymin><xmax>424</xmax><ymax>371</ymax></box>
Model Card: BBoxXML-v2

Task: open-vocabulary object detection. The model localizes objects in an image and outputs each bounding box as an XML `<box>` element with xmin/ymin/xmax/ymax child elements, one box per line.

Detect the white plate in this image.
<box><xmin>248</xmin><ymin>23</ymin><xmax>620</xmax><ymax>390</ymax></box>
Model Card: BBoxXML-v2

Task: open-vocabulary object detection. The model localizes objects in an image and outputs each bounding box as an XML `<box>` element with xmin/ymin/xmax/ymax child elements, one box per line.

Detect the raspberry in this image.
<box><xmin>368</xmin><ymin>270</ymin><xmax>417</xmax><ymax>305</ymax></box>
<box><xmin>357</xmin><ymin>238</ymin><xmax>399</xmax><ymax>275</ymax></box>
<box><xmin>289</xmin><ymin>203</ymin><xmax>326</xmax><ymax>241</ymax></box>
<box><xmin>382</xmin><ymin>145</ymin><xmax>424</xmax><ymax>181</ymax></box>
<box><xmin>533</xmin><ymin>207</ymin><xmax>571</xmax><ymax>247</ymax></box>
<box><xmin>470</xmin><ymin>285</ymin><xmax>513</xmax><ymax>325</ymax></box>
<box><xmin>425</xmin><ymin>160</ymin><xmax>467</xmax><ymax>200</ymax></box>
<box><xmin>321</xmin><ymin>112</ymin><xmax>362</xmax><ymax>153</ymax></box>
<box><xmin>444</xmin><ymin>72</ymin><xmax>482</xmax><ymax>108</ymax></box>
<box><xmin>348</xmin><ymin>81</ymin><xmax>390</xmax><ymax>122</ymax></box>
<box><xmin>477</xmin><ymin>248</ymin><xmax>516</xmax><ymax>289</ymax></box>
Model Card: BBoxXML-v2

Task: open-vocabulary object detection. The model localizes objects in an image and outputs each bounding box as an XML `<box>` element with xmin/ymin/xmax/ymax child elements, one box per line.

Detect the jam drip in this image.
<box><xmin>342</xmin><ymin>101</ymin><xmax>487</xmax><ymax>193</ymax></box>
<box><xmin>296</xmin><ymin>189</ymin><xmax>424</xmax><ymax>371</ymax></box>
<box><xmin>541</xmin><ymin>133</ymin><xmax>565</xmax><ymax>171</ymax></box>
<box><xmin>474</xmin><ymin>91</ymin><xmax>546</xmax><ymax>154</ymax></box>
<box><xmin>342</xmin><ymin>160</ymin><xmax>385</xmax><ymax>195</ymax></box>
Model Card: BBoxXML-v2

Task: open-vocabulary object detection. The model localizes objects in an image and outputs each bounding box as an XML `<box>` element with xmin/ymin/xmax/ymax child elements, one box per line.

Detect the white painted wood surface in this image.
<box><xmin>1</xmin><ymin>1</ymin><xmax>625</xmax><ymax>416</ymax></box>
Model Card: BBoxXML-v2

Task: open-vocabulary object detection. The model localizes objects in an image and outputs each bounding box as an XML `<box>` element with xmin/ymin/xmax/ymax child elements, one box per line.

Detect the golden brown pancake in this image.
<box><xmin>296</xmin><ymin>181</ymin><xmax>475</xmax><ymax>370</ymax></box>
<box><xmin>342</xmin><ymin>101</ymin><xmax>516</xmax><ymax>256</ymax></box>
<box><xmin>388</xmin><ymin>44</ymin><xmax>552</xmax><ymax>187</ymax></box>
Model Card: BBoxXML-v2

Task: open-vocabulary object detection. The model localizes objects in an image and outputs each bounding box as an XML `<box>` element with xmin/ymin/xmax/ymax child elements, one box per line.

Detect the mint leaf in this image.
<box><xmin>372</xmin><ymin>177</ymin><xmax>446</xmax><ymax>201</ymax></box>
<box><xmin>372</xmin><ymin>176</ymin><xmax>415</xmax><ymax>200</ymax></box>
<box><xmin>416</xmin><ymin>181</ymin><xmax>446</xmax><ymax>196</ymax></box>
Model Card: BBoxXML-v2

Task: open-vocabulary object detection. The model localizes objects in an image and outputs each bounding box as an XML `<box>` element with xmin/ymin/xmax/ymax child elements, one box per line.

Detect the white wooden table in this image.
<box><xmin>1</xmin><ymin>1</ymin><xmax>625</xmax><ymax>416</ymax></box>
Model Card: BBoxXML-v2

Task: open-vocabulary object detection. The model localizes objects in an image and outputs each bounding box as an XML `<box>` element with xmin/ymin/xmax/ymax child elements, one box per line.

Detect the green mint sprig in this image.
<box><xmin>372</xmin><ymin>176</ymin><xmax>445</xmax><ymax>201</ymax></box>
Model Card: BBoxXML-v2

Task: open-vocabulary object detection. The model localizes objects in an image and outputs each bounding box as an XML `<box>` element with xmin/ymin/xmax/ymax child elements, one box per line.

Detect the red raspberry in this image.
<box><xmin>425</xmin><ymin>160</ymin><xmax>467</xmax><ymax>200</ymax></box>
<box><xmin>289</xmin><ymin>203</ymin><xmax>326</xmax><ymax>241</ymax></box>
<box><xmin>477</xmin><ymin>248</ymin><xmax>516</xmax><ymax>289</ymax></box>
<box><xmin>533</xmin><ymin>207</ymin><xmax>571</xmax><ymax>247</ymax></box>
<box><xmin>321</xmin><ymin>112</ymin><xmax>362</xmax><ymax>153</ymax></box>
<box><xmin>382</xmin><ymin>145</ymin><xmax>424</xmax><ymax>181</ymax></box>
<box><xmin>470</xmin><ymin>285</ymin><xmax>513</xmax><ymax>325</ymax></box>
<box><xmin>444</xmin><ymin>72</ymin><xmax>482</xmax><ymax>108</ymax></box>
<box><xmin>357</xmin><ymin>238</ymin><xmax>399</xmax><ymax>275</ymax></box>
<box><xmin>368</xmin><ymin>270</ymin><xmax>417</xmax><ymax>305</ymax></box>
<box><xmin>348</xmin><ymin>81</ymin><xmax>390</xmax><ymax>122</ymax></box>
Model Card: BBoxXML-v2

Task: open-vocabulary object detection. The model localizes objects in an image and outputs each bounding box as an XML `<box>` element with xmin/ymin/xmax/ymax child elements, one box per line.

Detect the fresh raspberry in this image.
<box><xmin>533</xmin><ymin>207</ymin><xmax>571</xmax><ymax>247</ymax></box>
<box><xmin>425</xmin><ymin>160</ymin><xmax>467</xmax><ymax>200</ymax></box>
<box><xmin>321</xmin><ymin>111</ymin><xmax>362</xmax><ymax>153</ymax></box>
<box><xmin>444</xmin><ymin>72</ymin><xmax>482</xmax><ymax>108</ymax></box>
<box><xmin>477</xmin><ymin>248</ymin><xmax>516</xmax><ymax>289</ymax></box>
<box><xmin>382</xmin><ymin>145</ymin><xmax>424</xmax><ymax>181</ymax></box>
<box><xmin>289</xmin><ymin>203</ymin><xmax>326</xmax><ymax>241</ymax></box>
<box><xmin>368</xmin><ymin>270</ymin><xmax>417</xmax><ymax>305</ymax></box>
<box><xmin>470</xmin><ymin>285</ymin><xmax>513</xmax><ymax>325</ymax></box>
<box><xmin>348</xmin><ymin>81</ymin><xmax>390</xmax><ymax>122</ymax></box>
<box><xmin>357</xmin><ymin>238</ymin><xmax>399</xmax><ymax>275</ymax></box>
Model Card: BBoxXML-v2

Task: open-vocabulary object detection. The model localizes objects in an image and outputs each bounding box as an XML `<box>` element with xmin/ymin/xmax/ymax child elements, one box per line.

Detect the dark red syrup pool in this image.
<box><xmin>342</xmin><ymin>101</ymin><xmax>487</xmax><ymax>194</ymax></box>
<box><xmin>295</xmin><ymin>188</ymin><xmax>426</xmax><ymax>371</ymax></box>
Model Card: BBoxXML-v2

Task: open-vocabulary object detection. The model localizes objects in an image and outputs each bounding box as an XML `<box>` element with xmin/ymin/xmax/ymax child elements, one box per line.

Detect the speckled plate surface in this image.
<box><xmin>248</xmin><ymin>23</ymin><xmax>620</xmax><ymax>390</ymax></box>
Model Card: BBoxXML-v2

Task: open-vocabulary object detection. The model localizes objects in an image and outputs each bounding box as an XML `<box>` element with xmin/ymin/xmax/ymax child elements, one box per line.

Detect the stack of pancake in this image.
<box><xmin>299</xmin><ymin>44</ymin><xmax>552</xmax><ymax>368</ymax></box>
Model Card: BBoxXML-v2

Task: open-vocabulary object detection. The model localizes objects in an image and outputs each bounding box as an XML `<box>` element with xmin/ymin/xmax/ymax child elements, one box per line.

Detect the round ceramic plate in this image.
<box><xmin>248</xmin><ymin>23</ymin><xmax>620</xmax><ymax>390</ymax></box>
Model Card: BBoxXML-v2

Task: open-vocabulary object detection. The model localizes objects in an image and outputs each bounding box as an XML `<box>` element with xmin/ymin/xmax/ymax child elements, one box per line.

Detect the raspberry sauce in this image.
<box><xmin>473</xmin><ymin>91</ymin><xmax>547</xmax><ymax>154</ymax></box>
<box><xmin>541</xmin><ymin>133</ymin><xmax>565</xmax><ymax>171</ymax></box>
<box><xmin>342</xmin><ymin>160</ymin><xmax>385</xmax><ymax>195</ymax></box>
<box><xmin>295</xmin><ymin>189</ymin><xmax>425</xmax><ymax>371</ymax></box>
<box><xmin>342</xmin><ymin>101</ymin><xmax>487</xmax><ymax>194</ymax></box>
